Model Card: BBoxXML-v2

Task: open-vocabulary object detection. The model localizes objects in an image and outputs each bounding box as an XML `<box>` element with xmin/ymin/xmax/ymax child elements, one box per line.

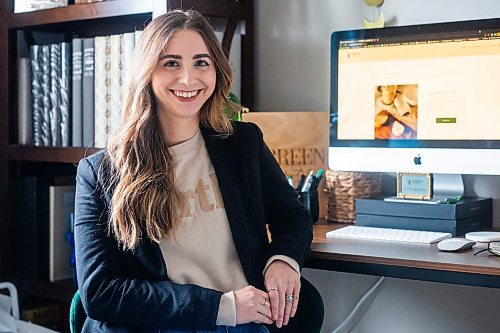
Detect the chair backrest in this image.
<box><xmin>69</xmin><ymin>290</ymin><xmax>86</xmax><ymax>333</ymax></box>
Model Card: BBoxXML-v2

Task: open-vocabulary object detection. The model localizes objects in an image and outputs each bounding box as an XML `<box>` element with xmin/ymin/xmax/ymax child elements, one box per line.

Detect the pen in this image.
<box><xmin>301</xmin><ymin>170</ymin><xmax>314</xmax><ymax>192</ymax></box>
<box><xmin>296</xmin><ymin>174</ymin><xmax>306</xmax><ymax>192</ymax></box>
<box><xmin>310</xmin><ymin>176</ymin><xmax>320</xmax><ymax>192</ymax></box>
<box><xmin>316</xmin><ymin>168</ymin><xmax>324</xmax><ymax>182</ymax></box>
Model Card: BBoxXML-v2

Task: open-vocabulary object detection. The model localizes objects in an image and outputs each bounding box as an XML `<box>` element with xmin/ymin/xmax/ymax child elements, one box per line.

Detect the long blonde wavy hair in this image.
<box><xmin>102</xmin><ymin>10</ymin><xmax>237</xmax><ymax>251</ymax></box>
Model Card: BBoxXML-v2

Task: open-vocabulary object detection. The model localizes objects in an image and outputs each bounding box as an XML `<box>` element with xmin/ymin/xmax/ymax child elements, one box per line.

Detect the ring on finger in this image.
<box><xmin>285</xmin><ymin>294</ymin><xmax>295</xmax><ymax>303</ymax></box>
<box><xmin>267</xmin><ymin>287</ymin><xmax>278</xmax><ymax>293</ymax></box>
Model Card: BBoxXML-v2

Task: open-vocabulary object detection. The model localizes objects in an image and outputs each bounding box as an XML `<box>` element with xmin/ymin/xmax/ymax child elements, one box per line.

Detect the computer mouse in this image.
<box><xmin>437</xmin><ymin>238</ymin><xmax>476</xmax><ymax>252</ymax></box>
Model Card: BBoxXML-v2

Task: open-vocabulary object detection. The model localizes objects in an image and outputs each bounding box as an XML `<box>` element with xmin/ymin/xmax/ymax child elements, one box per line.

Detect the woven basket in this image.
<box><xmin>325</xmin><ymin>170</ymin><xmax>382</xmax><ymax>223</ymax></box>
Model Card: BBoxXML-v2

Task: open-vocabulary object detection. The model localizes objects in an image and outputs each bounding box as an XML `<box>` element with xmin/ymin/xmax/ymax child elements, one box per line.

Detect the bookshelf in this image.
<box><xmin>0</xmin><ymin>0</ymin><xmax>254</xmax><ymax>331</ymax></box>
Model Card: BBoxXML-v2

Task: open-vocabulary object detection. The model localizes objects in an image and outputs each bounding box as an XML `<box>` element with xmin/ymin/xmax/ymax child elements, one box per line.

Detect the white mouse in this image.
<box><xmin>437</xmin><ymin>238</ymin><xmax>476</xmax><ymax>252</ymax></box>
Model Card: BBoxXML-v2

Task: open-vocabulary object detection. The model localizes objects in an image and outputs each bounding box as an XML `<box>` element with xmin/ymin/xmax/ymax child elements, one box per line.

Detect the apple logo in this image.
<box><xmin>414</xmin><ymin>154</ymin><xmax>422</xmax><ymax>165</ymax></box>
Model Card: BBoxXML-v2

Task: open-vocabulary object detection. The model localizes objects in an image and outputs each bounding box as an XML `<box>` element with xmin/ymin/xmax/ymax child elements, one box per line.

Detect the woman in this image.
<box><xmin>75</xmin><ymin>9</ymin><xmax>314</xmax><ymax>333</ymax></box>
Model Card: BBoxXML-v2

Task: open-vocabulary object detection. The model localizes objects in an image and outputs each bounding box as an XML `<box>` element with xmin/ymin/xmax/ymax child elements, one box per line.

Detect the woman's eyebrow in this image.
<box><xmin>159</xmin><ymin>54</ymin><xmax>181</xmax><ymax>60</ymax></box>
<box><xmin>158</xmin><ymin>54</ymin><xmax>211</xmax><ymax>60</ymax></box>
<box><xmin>193</xmin><ymin>53</ymin><xmax>211</xmax><ymax>59</ymax></box>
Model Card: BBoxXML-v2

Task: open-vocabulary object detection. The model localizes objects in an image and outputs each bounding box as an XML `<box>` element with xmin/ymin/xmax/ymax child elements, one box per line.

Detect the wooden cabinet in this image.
<box><xmin>0</xmin><ymin>1</ymin><xmax>253</xmax><ymax>331</ymax></box>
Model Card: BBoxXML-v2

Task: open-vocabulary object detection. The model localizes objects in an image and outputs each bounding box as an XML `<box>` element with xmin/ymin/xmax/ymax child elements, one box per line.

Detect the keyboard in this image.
<box><xmin>326</xmin><ymin>225</ymin><xmax>452</xmax><ymax>244</ymax></box>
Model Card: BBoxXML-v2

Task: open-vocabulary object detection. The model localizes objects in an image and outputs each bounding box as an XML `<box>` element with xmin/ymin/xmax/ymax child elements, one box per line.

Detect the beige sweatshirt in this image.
<box><xmin>159</xmin><ymin>129</ymin><xmax>299</xmax><ymax>326</ymax></box>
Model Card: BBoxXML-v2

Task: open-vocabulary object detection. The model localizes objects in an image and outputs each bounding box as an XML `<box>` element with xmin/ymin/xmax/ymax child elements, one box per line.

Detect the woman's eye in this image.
<box><xmin>164</xmin><ymin>60</ymin><xmax>179</xmax><ymax>68</ymax></box>
<box><xmin>194</xmin><ymin>59</ymin><xmax>210</xmax><ymax>67</ymax></box>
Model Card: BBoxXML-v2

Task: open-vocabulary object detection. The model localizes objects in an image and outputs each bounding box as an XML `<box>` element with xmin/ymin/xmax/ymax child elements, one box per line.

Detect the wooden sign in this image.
<box><xmin>242</xmin><ymin>111</ymin><xmax>329</xmax><ymax>218</ymax></box>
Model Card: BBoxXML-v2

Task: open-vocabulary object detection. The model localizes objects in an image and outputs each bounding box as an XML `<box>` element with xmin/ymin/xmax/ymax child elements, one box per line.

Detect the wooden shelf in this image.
<box><xmin>8</xmin><ymin>0</ymin><xmax>154</xmax><ymax>28</ymax></box>
<box><xmin>8</xmin><ymin>145</ymin><xmax>100</xmax><ymax>163</ymax></box>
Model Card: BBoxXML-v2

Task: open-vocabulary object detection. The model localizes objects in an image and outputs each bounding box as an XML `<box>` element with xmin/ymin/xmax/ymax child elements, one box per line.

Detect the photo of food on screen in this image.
<box><xmin>374</xmin><ymin>84</ymin><xmax>418</xmax><ymax>139</ymax></box>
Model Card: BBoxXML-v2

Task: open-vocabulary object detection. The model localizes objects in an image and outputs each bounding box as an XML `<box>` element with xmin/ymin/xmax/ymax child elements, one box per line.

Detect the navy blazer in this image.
<box><xmin>74</xmin><ymin>121</ymin><xmax>313</xmax><ymax>332</ymax></box>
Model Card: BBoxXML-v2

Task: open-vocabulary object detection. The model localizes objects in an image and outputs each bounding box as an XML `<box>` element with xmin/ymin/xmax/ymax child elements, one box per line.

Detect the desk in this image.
<box><xmin>307</xmin><ymin>223</ymin><xmax>500</xmax><ymax>288</ymax></box>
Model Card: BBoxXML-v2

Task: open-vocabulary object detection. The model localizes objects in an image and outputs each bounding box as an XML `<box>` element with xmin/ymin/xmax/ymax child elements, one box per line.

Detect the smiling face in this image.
<box><xmin>151</xmin><ymin>29</ymin><xmax>216</xmax><ymax>131</ymax></box>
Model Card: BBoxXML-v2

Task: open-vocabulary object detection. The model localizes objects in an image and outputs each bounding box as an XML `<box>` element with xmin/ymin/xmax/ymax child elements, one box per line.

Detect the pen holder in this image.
<box><xmin>298</xmin><ymin>190</ymin><xmax>319</xmax><ymax>224</ymax></box>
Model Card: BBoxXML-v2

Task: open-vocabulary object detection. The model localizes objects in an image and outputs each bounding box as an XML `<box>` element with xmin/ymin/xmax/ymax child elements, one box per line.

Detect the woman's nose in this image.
<box><xmin>178</xmin><ymin>67</ymin><xmax>195</xmax><ymax>86</ymax></box>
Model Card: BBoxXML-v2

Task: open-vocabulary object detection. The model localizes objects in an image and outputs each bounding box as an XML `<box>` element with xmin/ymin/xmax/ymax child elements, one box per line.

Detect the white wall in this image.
<box><xmin>255</xmin><ymin>1</ymin><xmax>500</xmax><ymax>332</ymax></box>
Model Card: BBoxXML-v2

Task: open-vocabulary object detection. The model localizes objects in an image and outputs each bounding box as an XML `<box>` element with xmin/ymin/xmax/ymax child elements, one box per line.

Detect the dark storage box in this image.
<box><xmin>355</xmin><ymin>197</ymin><xmax>492</xmax><ymax>236</ymax></box>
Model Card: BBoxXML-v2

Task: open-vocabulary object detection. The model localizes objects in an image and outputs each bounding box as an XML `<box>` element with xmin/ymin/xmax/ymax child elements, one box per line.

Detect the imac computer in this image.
<box><xmin>329</xmin><ymin>18</ymin><xmax>500</xmax><ymax>177</ymax></box>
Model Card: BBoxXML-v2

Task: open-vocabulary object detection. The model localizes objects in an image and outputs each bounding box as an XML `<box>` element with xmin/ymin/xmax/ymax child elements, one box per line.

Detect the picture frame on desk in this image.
<box><xmin>397</xmin><ymin>172</ymin><xmax>433</xmax><ymax>200</ymax></box>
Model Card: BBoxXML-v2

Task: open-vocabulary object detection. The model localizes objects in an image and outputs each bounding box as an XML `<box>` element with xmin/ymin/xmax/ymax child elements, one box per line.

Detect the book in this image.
<box><xmin>41</xmin><ymin>44</ymin><xmax>52</xmax><ymax>146</ymax></box>
<box><xmin>109</xmin><ymin>33</ymin><xmax>123</xmax><ymax>139</ymax></box>
<box><xmin>18</xmin><ymin>57</ymin><xmax>32</xmax><ymax>145</ymax></box>
<box><xmin>72</xmin><ymin>37</ymin><xmax>83</xmax><ymax>147</ymax></box>
<box><xmin>49</xmin><ymin>185</ymin><xmax>76</xmax><ymax>282</ymax></box>
<box><xmin>49</xmin><ymin>43</ymin><xmax>61</xmax><ymax>146</ymax></box>
<box><xmin>30</xmin><ymin>45</ymin><xmax>43</xmax><ymax>146</ymax></box>
<box><xmin>60</xmin><ymin>41</ymin><xmax>71</xmax><ymax>146</ymax></box>
<box><xmin>121</xmin><ymin>31</ymin><xmax>135</xmax><ymax>106</ymax></box>
<box><xmin>93</xmin><ymin>35</ymin><xmax>109</xmax><ymax>148</ymax></box>
<box><xmin>15</xmin><ymin>0</ymin><xmax>67</xmax><ymax>13</ymax></box>
<box><xmin>82</xmin><ymin>37</ymin><xmax>95</xmax><ymax>147</ymax></box>
<box><xmin>134</xmin><ymin>30</ymin><xmax>143</xmax><ymax>47</ymax></box>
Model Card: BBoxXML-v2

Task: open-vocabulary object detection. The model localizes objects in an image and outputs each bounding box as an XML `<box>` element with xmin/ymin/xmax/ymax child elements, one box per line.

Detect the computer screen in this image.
<box><xmin>329</xmin><ymin>18</ymin><xmax>500</xmax><ymax>175</ymax></box>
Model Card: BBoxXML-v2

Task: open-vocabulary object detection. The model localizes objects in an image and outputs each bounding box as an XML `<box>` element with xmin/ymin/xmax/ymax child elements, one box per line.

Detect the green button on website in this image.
<box><xmin>436</xmin><ymin>118</ymin><xmax>457</xmax><ymax>123</ymax></box>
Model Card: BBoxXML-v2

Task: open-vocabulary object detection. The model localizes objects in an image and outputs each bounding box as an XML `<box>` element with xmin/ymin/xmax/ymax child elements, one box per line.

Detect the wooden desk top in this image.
<box><xmin>309</xmin><ymin>223</ymin><xmax>500</xmax><ymax>280</ymax></box>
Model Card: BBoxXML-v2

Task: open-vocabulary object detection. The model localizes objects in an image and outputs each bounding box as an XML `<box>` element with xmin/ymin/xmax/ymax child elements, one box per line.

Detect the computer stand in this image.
<box><xmin>384</xmin><ymin>174</ymin><xmax>464</xmax><ymax>204</ymax></box>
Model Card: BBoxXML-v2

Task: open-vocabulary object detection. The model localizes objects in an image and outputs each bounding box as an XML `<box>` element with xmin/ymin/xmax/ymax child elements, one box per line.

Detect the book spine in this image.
<box><xmin>134</xmin><ymin>30</ymin><xmax>143</xmax><ymax>47</ymax></box>
<box><xmin>120</xmin><ymin>31</ymin><xmax>135</xmax><ymax>129</ymax></box>
<box><xmin>30</xmin><ymin>45</ymin><xmax>43</xmax><ymax>146</ymax></box>
<box><xmin>50</xmin><ymin>43</ymin><xmax>61</xmax><ymax>146</ymax></box>
<box><xmin>94</xmin><ymin>35</ymin><xmax>109</xmax><ymax>148</ymax></box>
<box><xmin>41</xmin><ymin>44</ymin><xmax>52</xmax><ymax>146</ymax></box>
<box><xmin>60</xmin><ymin>42</ymin><xmax>71</xmax><ymax>147</ymax></box>
<box><xmin>49</xmin><ymin>185</ymin><xmax>76</xmax><ymax>282</ymax></box>
<box><xmin>109</xmin><ymin>33</ymin><xmax>123</xmax><ymax>139</ymax></box>
<box><xmin>18</xmin><ymin>57</ymin><xmax>32</xmax><ymax>145</ymax></box>
<box><xmin>72</xmin><ymin>38</ymin><xmax>83</xmax><ymax>147</ymax></box>
<box><xmin>82</xmin><ymin>37</ymin><xmax>95</xmax><ymax>147</ymax></box>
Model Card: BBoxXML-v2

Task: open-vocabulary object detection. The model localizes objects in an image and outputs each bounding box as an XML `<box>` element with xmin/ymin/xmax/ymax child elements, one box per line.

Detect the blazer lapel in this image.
<box><xmin>201</xmin><ymin>126</ymin><xmax>256</xmax><ymax>284</ymax></box>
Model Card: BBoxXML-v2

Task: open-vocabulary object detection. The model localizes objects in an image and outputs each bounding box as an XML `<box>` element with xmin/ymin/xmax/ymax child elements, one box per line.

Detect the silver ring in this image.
<box><xmin>285</xmin><ymin>294</ymin><xmax>294</xmax><ymax>303</ymax></box>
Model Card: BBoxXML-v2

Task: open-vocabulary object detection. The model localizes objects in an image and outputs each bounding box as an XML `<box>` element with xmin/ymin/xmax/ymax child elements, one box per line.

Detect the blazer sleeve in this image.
<box><xmin>254</xmin><ymin>125</ymin><xmax>313</xmax><ymax>269</ymax></box>
<box><xmin>74</xmin><ymin>157</ymin><xmax>222</xmax><ymax>331</ymax></box>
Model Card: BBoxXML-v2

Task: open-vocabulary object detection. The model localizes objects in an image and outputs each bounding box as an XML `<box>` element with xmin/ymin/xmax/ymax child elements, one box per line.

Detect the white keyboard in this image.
<box><xmin>326</xmin><ymin>225</ymin><xmax>452</xmax><ymax>244</ymax></box>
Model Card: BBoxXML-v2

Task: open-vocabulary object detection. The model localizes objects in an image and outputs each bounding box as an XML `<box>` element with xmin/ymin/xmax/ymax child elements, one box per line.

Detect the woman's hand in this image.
<box><xmin>234</xmin><ymin>285</ymin><xmax>273</xmax><ymax>325</ymax></box>
<box><xmin>264</xmin><ymin>260</ymin><xmax>301</xmax><ymax>328</ymax></box>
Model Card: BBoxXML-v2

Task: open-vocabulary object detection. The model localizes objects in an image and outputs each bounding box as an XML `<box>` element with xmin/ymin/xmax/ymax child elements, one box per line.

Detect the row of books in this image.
<box><xmin>18</xmin><ymin>31</ymin><xmax>142</xmax><ymax>148</ymax></box>
<box><xmin>18</xmin><ymin>30</ymin><xmax>241</xmax><ymax>148</ymax></box>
